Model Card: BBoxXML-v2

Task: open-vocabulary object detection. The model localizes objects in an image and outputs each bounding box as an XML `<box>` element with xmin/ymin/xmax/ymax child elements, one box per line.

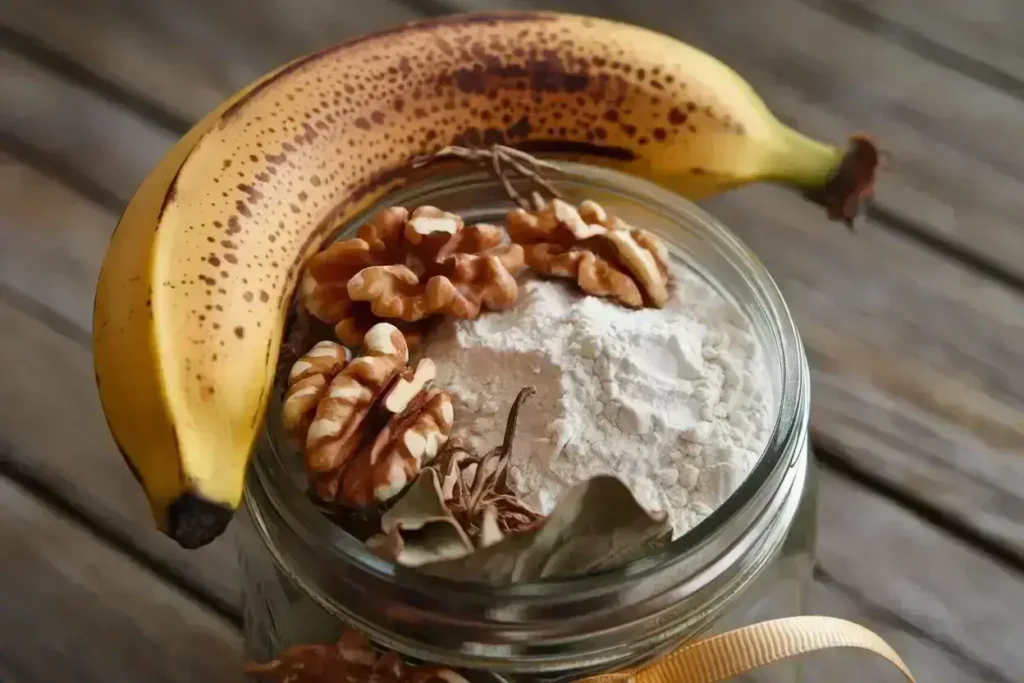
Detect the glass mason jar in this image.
<box><xmin>238</xmin><ymin>163</ymin><xmax>817</xmax><ymax>683</ymax></box>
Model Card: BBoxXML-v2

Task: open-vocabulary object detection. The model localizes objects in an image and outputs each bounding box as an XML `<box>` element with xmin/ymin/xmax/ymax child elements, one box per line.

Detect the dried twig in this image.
<box><xmin>412</xmin><ymin>145</ymin><xmax>565</xmax><ymax>210</ymax></box>
<box><xmin>436</xmin><ymin>387</ymin><xmax>542</xmax><ymax>540</ymax></box>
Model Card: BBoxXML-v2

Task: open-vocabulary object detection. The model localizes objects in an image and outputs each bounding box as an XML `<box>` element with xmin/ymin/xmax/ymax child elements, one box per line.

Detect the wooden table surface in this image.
<box><xmin>2</xmin><ymin>0</ymin><xmax>1023</xmax><ymax>681</ymax></box>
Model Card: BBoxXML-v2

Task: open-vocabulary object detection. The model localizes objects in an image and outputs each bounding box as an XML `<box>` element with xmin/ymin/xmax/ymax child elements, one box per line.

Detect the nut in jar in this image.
<box><xmin>301</xmin><ymin>205</ymin><xmax>526</xmax><ymax>349</ymax></box>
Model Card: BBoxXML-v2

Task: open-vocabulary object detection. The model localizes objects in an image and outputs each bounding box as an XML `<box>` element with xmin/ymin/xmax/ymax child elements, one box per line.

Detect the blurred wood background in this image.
<box><xmin>2</xmin><ymin>1</ymin><xmax>1023</xmax><ymax>681</ymax></box>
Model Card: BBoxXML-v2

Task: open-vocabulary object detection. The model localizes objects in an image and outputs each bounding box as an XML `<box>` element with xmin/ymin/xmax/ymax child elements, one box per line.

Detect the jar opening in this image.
<box><xmin>245</xmin><ymin>162</ymin><xmax>811</xmax><ymax>671</ymax></box>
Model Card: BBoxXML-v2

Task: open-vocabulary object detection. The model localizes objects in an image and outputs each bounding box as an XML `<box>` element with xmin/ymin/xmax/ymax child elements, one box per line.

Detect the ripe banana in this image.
<box><xmin>93</xmin><ymin>10</ymin><xmax>877</xmax><ymax>548</ymax></box>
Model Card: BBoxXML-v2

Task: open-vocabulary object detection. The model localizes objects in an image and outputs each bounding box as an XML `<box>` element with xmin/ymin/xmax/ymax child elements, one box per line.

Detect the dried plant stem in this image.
<box><xmin>431</xmin><ymin>386</ymin><xmax>542</xmax><ymax>540</ymax></box>
<box><xmin>466</xmin><ymin>386</ymin><xmax>535</xmax><ymax>512</ymax></box>
<box><xmin>412</xmin><ymin>145</ymin><xmax>565</xmax><ymax>209</ymax></box>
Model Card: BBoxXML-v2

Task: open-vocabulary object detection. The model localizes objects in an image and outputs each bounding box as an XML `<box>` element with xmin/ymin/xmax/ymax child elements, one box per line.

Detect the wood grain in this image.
<box><xmin>703</xmin><ymin>184</ymin><xmax>1024</xmax><ymax>559</ymax></box>
<box><xmin>3</xmin><ymin>5</ymin><xmax>1024</xmax><ymax>679</ymax></box>
<box><xmin>0</xmin><ymin>293</ymin><xmax>242</xmax><ymax>612</ymax></box>
<box><xmin>836</xmin><ymin>0</ymin><xmax>1024</xmax><ymax>83</ymax></box>
<box><xmin>0</xmin><ymin>47</ymin><xmax>176</xmax><ymax>207</ymax></box>
<box><xmin>0</xmin><ymin>154</ymin><xmax>113</xmax><ymax>332</ymax></box>
<box><xmin>0</xmin><ymin>476</ymin><xmax>241</xmax><ymax>682</ymax></box>
<box><xmin>0</xmin><ymin>153</ymin><xmax>241</xmax><ymax>611</ymax></box>
<box><xmin>3</xmin><ymin>1</ymin><xmax>1023</xmax><ymax>574</ymax></box>
<box><xmin>817</xmin><ymin>468</ymin><xmax>1024</xmax><ymax>681</ymax></box>
<box><xmin>805</xmin><ymin>580</ymin><xmax>1008</xmax><ymax>683</ymax></box>
<box><xmin>0</xmin><ymin>0</ymin><xmax>423</xmax><ymax>124</ymax></box>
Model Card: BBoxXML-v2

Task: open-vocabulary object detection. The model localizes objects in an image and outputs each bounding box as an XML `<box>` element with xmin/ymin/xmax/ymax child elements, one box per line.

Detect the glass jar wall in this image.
<box><xmin>239</xmin><ymin>164</ymin><xmax>817</xmax><ymax>682</ymax></box>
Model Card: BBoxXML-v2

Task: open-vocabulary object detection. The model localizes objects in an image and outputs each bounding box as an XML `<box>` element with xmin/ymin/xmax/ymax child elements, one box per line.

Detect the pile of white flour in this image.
<box><xmin>422</xmin><ymin>266</ymin><xmax>775</xmax><ymax>537</ymax></box>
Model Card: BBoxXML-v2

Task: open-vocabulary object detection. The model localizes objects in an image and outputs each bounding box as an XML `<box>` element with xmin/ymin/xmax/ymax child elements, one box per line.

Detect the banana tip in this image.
<box><xmin>167</xmin><ymin>493</ymin><xmax>235</xmax><ymax>549</ymax></box>
<box><xmin>809</xmin><ymin>135</ymin><xmax>880</xmax><ymax>230</ymax></box>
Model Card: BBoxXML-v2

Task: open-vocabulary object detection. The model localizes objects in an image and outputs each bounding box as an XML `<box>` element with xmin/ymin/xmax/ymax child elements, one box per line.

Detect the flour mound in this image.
<box><xmin>421</xmin><ymin>270</ymin><xmax>774</xmax><ymax>537</ymax></box>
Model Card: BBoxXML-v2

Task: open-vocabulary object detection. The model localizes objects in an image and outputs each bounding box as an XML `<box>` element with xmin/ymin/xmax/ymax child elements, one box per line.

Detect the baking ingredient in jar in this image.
<box><xmin>421</xmin><ymin>263</ymin><xmax>774</xmax><ymax>538</ymax></box>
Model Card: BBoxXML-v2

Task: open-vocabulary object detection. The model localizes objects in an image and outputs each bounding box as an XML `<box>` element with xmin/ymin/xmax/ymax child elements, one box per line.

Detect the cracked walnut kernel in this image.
<box><xmin>507</xmin><ymin>198</ymin><xmax>670</xmax><ymax>308</ymax></box>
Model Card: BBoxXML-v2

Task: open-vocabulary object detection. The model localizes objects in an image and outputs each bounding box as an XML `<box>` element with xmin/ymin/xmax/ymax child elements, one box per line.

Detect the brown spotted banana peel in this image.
<box><xmin>92</xmin><ymin>10</ymin><xmax>878</xmax><ymax>548</ymax></box>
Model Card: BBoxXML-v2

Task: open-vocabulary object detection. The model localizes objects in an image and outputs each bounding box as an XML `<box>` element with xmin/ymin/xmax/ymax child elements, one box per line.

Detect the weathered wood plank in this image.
<box><xmin>0</xmin><ymin>293</ymin><xmax>242</xmax><ymax>612</ymax></box>
<box><xmin>0</xmin><ymin>476</ymin><xmax>241</xmax><ymax>682</ymax></box>
<box><xmin>816</xmin><ymin>469</ymin><xmax>1024</xmax><ymax>681</ymax></box>
<box><xmin>0</xmin><ymin>0</ymin><xmax>424</xmax><ymax>124</ymax></box>
<box><xmin>836</xmin><ymin>0</ymin><xmax>1024</xmax><ymax>85</ymax></box>
<box><xmin>805</xmin><ymin>580</ymin><xmax>1007</xmax><ymax>683</ymax></box>
<box><xmin>0</xmin><ymin>47</ymin><xmax>176</xmax><ymax>206</ymax></box>
<box><xmin>703</xmin><ymin>184</ymin><xmax>1024</xmax><ymax>558</ymax></box>
<box><xmin>0</xmin><ymin>153</ymin><xmax>113</xmax><ymax>332</ymax></box>
<box><xmin>0</xmin><ymin>149</ymin><xmax>240</xmax><ymax>611</ymax></box>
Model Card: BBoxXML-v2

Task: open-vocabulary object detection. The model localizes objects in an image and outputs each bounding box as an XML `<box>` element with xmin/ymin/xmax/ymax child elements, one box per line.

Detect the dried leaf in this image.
<box><xmin>367</xmin><ymin>468</ymin><xmax>473</xmax><ymax>567</ymax></box>
<box><xmin>416</xmin><ymin>475</ymin><xmax>672</xmax><ymax>584</ymax></box>
<box><xmin>436</xmin><ymin>387</ymin><xmax>544</xmax><ymax>542</ymax></box>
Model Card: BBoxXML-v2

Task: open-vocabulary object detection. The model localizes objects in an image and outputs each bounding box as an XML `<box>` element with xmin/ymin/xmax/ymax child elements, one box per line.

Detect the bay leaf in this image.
<box><xmin>367</xmin><ymin>469</ymin><xmax>474</xmax><ymax>567</ymax></box>
<box><xmin>417</xmin><ymin>475</ymin><xmax>673</xmax><ymax>583</ymax></box>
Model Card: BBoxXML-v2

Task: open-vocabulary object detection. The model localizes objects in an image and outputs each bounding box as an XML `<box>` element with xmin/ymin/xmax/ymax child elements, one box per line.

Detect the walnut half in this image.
<box><xmin>301</xmin><ymin>205</ymin><xmax>526</xmax><ymax>348</ymax></box>
<box><xmin>304</xmin><ymin>323</ymin><xmax>410</xmax><ymax>476</ymax></box>
<box><xmin>282</xmin><ymin>341</ymin><xmax>352</xmax><ymax>446</ymax></box>
<box><xmin>288</xmin><ymin>322</ymin><xmax>457</xmax><ymax>509</ymax></box>
<box><xmin>507</xmin><ymin>198</ymin><xmax>671</xmax><ymax>308</ymax></box>
<box><xmin>337</xmin><ymin>388</ymin><xmax>455</xmax><ymax>508</ymax></box>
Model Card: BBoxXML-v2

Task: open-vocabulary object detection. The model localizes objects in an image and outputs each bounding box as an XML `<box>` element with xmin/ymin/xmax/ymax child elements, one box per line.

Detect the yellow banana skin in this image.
<box><xmin>93</xmin><ymin>10</ymin><xmax>875</xmax><ymax>548</ymax></box>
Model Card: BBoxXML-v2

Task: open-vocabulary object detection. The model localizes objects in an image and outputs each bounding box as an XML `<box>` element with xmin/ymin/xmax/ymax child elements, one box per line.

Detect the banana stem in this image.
<box><xmin>769</xmin><ymin>125</ymin><xmax>880</xmax><ymax>227</ymax></box>
<box><xmin>765</xmin><ymin>125</ymin><xmax>845</xmax><ymax>188</ymax></box>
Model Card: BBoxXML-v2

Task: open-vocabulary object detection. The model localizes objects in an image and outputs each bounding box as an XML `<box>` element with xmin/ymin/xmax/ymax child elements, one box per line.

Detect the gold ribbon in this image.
<box><xmin>576</xmin><ymin>616</ymin><xmax>916</xmax><ymax>683</ymax></box>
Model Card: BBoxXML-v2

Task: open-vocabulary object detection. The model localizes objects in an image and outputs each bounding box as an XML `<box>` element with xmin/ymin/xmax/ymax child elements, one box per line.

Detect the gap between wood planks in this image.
<box><xmin>0</xmin><ymin>473</ymin><xmax>241</xmax><ymax>682</ymax></box>
<box><xmin>813</xmin><ymin>565</ymin><xmax>1016</xmax><ymax>683</ymax></box>
<box><xmin>0</xmin><ymin>24</ymin><xmax>191</xmax><ymax>136</ymax></box>
<box><xmin>0</xmin><ymin>454</ymin><xmax>242</xmax><ymax>630</ymax></box>
<box><xmin>813</xmin><ymin>438</ymin><xmax>1024</xmax><ymax>578</ymax></box>
<box><xmin>798</xmin><ymin>0</ymin><xmax>1024</xmax><ymax>102</ymax></box>
<box><xmin>0</xmin><ymin>279</ymin><xmax>241</xmax><ymax>627</ymax></box>
<box><xmin>1</xmin><ymin>130</ymin><xmax>125</xmax><ymax>213</ymax></box>
<box><xmin>0</xmin><ymin>452</ymin><xmax>243</xmax><ymax>630</ymax></box>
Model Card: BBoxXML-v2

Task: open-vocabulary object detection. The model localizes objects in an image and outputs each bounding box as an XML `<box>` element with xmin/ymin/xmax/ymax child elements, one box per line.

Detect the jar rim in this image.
<box><xmin>246</xmin><ymin>162</ymin><xmax>810</xmax><ymax>662</ymax></box>
<box><xmin>252</xmin><ymin>161</ymin><xmax>808</xmax><ymax>591</ymax></box>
